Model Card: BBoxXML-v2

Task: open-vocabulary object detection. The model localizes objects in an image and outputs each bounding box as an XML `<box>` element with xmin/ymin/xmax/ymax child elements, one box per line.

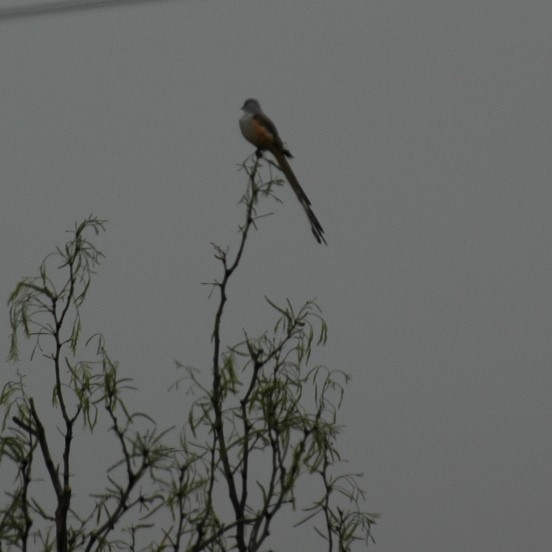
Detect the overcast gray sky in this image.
<box><xmin>2</xmin><ymin>1</ymin><xmax>551</xmax><ymax>550</ymax></box>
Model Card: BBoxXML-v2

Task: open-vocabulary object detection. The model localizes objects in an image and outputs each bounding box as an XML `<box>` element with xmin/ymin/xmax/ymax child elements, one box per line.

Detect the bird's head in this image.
<box><xmin>241</xmin><ymin>98</ymin><xmax>262</xmax><ymax>113</ymax></box>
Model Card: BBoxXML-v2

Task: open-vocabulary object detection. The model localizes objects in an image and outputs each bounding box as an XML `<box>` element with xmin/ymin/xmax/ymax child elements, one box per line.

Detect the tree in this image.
<box><xmin>0</xmin><ymin>156</ymin><xmax>377</xmax><ymax>551</ymax></box>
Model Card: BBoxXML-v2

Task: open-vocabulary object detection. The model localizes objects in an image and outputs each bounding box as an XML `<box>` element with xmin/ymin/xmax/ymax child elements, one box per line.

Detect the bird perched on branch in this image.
<box><xmin>239</xmin><ymin>98</ymin><xmax>327</xmax><ymax>245</ymax></box>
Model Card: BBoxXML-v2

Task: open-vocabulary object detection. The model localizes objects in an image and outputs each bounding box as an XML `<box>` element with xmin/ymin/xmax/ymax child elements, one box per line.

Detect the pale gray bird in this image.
<box><xmin>239</xmin><ymin>98</ymin><xmax>327</xmax><ymax>245</ymax></box>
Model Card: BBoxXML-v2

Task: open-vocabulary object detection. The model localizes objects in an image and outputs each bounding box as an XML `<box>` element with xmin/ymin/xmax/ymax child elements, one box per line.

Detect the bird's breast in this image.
<box><xmin>239</xmin><ymin>114</ymin><xmax>274</xmax><ymax>150</ymax></box>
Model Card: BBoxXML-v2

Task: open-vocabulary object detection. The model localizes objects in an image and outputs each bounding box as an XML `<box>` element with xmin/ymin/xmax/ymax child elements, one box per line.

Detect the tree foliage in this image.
<box><xmin>1</xmin><ymin>157</ymin><xmax>377</xmax><ymax>551</ymax></box>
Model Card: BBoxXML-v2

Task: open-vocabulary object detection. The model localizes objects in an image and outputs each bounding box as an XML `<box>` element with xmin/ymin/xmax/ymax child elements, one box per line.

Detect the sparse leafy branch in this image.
<box><xmin>6</xmin><ymin>216</ymin><xmax>107</xmax><ymax>552</ymax></box>
<box><xmin>162</xmin><ymin>156</ymin><xmax>377</xmax><ymax>551</ymax></box>
<box><xmin>0</xmin><ymin>379</ymin><xmax>35</xmax><ymax>549</ymax></box>
<box><xmin>2</xmin><ymin>216</ymin><xmax>171</xmax><ymax>551</ymax></box>
<box><xmin>83</xmin><ymin>345</ymin><xmax>173</xmax><ymax>552</ymax></box>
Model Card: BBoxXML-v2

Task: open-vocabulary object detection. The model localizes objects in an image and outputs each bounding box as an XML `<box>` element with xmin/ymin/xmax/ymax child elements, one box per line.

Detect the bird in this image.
<box><xmin>239</xmin><ymin>98</ymin><xmax>327</xmax><ymax>245</ymax></box>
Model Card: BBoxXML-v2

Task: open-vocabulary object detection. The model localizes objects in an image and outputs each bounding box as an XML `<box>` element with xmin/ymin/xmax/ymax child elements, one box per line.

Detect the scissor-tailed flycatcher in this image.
<box><xmin>239</xmin><ymin>98</ymin><xmax>327</xmax><ymax>245</ymax></box>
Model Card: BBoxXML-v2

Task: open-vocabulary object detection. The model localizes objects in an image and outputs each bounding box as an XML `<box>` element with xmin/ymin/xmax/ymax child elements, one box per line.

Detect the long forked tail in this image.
<box><xmin>272</xmin><ymin>150</ymin><xmax>327</xmax><ymax>245</ymax></box>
